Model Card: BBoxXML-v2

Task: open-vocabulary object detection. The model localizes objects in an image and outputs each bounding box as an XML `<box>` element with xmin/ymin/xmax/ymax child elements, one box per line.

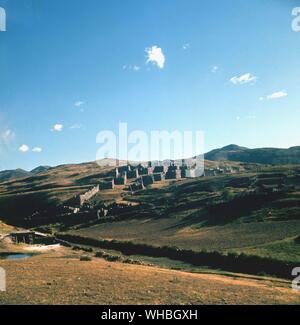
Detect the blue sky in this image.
<box><xmin>0</xmin><ymin>0</ymin><xmax>300</xmax><ymax>170</ymax></box>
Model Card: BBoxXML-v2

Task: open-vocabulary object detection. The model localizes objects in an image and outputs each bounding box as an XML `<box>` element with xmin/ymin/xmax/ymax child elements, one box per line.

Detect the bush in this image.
<box><xmin>80</xmin><ymin>255</ymin><xmax>92</xmax><ymax>261</ymax></box>
<box><xmin>95</xmin><ymin>251</ymin><xmax>121</xmax><ymax>262</ymax></box>
<box><xmin>105</xmin><ymin>255</ymin><xmax>121</xmax><ymax>262</ymax></box>
<box><xmin>222</xmin><ymin>189</ymin><xmax>235</xmax><ymax>201</ymax></box>
<box><xmin>95</xmin><ymin>250</ymin><xmax>106</xmax><ymax>258</ymax></box>
<box><xmin>123</xmin><ymin>259</ymin><xmax>145</xmax><ymax>265</ymax></box>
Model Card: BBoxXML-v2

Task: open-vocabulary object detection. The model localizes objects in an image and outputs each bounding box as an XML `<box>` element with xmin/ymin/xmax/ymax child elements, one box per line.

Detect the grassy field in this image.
<box><xmin>0</xmin><ymin>248</ymin><xmax>299</xmax><ymax>305</ymax></box>
<box><xmin>233</xmin><ymin>237</ymin><xmax>300</xmax><ymax>263</ymax></box>
<box><xmin>67</xmin><ymin>219</ymin><xmax>300</xmax><ymax>263</ymax></box>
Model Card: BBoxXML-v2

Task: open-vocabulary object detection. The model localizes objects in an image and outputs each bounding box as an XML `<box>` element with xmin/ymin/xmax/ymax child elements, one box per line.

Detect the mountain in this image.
<box><xmin>1</xmin><ymin>143</ymin><xmax>300</xmax><ymax>185</ymax></box>
<box><xmin>205</xmin><ymin>145</ymin><xmax>248</xmax><ymax>161</ymax></box>
<box><xmin>0</xmin><ymin>169</ymin><xmax>32</xmax><ymax>183</ymax></box>
<box><xmin>0</xmin><ymin>166</ymin><xmax>51</xmax><ymax>183</ymax></box>
<box><xmin>205</xmin><ymin>144</ymin><xmax>300</xmax><ymax>165</ymax></box>
<box><xmin>31</xmin><ymin>166</ymin><xmax>51</xmax><ymax>174</ymax></box>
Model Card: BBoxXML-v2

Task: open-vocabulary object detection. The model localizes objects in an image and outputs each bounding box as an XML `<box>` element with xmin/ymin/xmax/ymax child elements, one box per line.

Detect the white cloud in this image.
<box><xmin>212</xmin><ymin>66</ymin><xmax>219</xmax><ymax>73</ymax></box>
<box><xmin>32</xmin><ymin>147</ymin><xmax>42</xmax><ymax>153</ymax></box>
<box><xmin>0</xmin><ymin>129</ymin><xmax>15</xmax><ymax>143</ymax></box>
<box><xmin>182</xmin><ymin>43</ymin><xmax>190</xmax><ymax>50</ymax></box>
<box><xmin>52</xmin><ymin>124</ymin><xmax>63</xmax><ymax>132</ymax></box>
<box><xmin>19</xmin><ymin>144</ymin><xmax>29</xmax><ymax>153</ymax></box>
<box><xmin>74</xmin><ymin>101</ymin><xmax>84</xmax><ymax>107</ymax></box>
<box><xmin>230</xmin><ymin>73</ymin><xmax>257</xmax><ymax>85</ymax></box>
<box><xmin>266</xmin><ymin>91</ymin><xmax>288</xmax><ymax>100</ymax></box>
<box><xmin>145</xmin><ymin>46</ymin><xmax>166</xmax><ymax>69</ymax></box>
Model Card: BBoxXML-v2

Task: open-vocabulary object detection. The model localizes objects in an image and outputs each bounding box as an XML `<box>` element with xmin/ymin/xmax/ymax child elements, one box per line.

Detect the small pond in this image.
<box><xmin>0</xmin><ymin>253</ymin><xmax>34</xmax><ymax>260</ymax></box>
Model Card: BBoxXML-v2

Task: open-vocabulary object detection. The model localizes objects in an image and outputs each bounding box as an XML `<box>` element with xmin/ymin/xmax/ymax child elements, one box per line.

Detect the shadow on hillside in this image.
<box><xmin>164</xmin><ymin>192</ymin><xmax>284</xmax><ymax>230</ymax></box>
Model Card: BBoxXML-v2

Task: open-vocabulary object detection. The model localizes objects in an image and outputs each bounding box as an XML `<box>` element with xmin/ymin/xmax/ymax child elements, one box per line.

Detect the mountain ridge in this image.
<box><xmin>205</xmin><ymin>144</ymin><xmax>300</xmax><ymax>165</ymax></box>
<box><xmin>0</xmin><ymin>165</ymin><xmax>52</xmax><ymax>183</ymax></box>
<box><xmin>2</xmin><ymin>144</ymin><xmax>300</xmax><ymax>182</ymax></box>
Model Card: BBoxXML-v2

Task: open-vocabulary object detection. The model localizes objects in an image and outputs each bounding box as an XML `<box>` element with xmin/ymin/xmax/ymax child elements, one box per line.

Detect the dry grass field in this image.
<box><xmin>0</xmin><ymin>248</ymin><xmax>299</xmax><ymax>305</ymax></box>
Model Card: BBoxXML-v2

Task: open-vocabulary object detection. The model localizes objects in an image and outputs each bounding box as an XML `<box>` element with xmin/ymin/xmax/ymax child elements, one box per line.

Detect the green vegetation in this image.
<box><xmin>230</xmin><ymin>237</ymin><xmax>300</xmax><ymax>263</ymax></box>
<box><xmin>56</xmin><ymin>233</ymin><xmax>299</xmax><ymax>279</ymax></box>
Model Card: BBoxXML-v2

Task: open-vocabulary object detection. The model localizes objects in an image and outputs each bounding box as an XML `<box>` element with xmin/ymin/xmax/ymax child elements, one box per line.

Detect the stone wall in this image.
<box><xmin>79</xmin><ymin>185</ymin><xmax>99</xmax><ymax>206</ymax></box>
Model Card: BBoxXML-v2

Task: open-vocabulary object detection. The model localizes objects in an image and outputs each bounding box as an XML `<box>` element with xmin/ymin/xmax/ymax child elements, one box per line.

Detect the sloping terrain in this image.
<box><xmin>66</xmin><ymin>165</ymin><xmax>300</xmax><ymax>265</ymax></box>
<box><xmin>0</xmin><ymin>169</ymin><xmax>31</xmax><ymax>183</ymax></box>
<box><xmin>0</xmin><ymin>166</ymin><xmax>51</xmax><ymax>183</ymax></box>
<box><xmin>30</xmin><ymin>166</ymin><xmax>51</xmax><ymax>174</ymax></box>
<box><xmin>0</xmin><ymin>249</ymin><xmax>299</xmax><ymax>305</ymax></box>
<box><xmin>0</xmin><ymin>159</ymin><xmax>245</xmax><ymax>225</ymax></box>
<box><xmin>0</xmin><ymin>160</ymin><xmax>300</xmax><ymax>304</ymax></box>
<box><xmin>0</xmin><ymin>162</ymin><xmax>114</xmax><ymax>224</ymax></box>
<box><xmin>1</xmin><ymin>158</ymin><xmax>300</xmax><ymax>273</ymax></box>
<box><xmin>205</xmin><ymin>144</ymin><xmax>300</xmax><ymax>165</ymax></box>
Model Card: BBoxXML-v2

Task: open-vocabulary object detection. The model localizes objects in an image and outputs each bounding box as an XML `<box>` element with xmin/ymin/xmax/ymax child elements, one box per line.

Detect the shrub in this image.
<box><xmin>105</xmin><ymin>255</ymin><xmax>121</xmax><ymax>262</ymax></box>
<box><xmin>95</xmin><ymin>250</ymin><xmax>106</xmax><ymax>258</ymax></box>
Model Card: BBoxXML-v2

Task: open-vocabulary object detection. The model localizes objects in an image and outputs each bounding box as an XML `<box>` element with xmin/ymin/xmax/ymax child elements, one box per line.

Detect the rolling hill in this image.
<box><xmin>1</xmin><ymin>143</ymin><xmax>300</xmax><ymax>227</ymax></box>
<box><xmin>205</xmin><ymin>144</ymin><xmax>300</xmax><ymax>165</ymax></box>
<box><xmin>30</xmin><ymin>165</ymin><xmax>51</xmax><ymax>174</ymax></box>
<box><xmin>0</xmin><ymin>166</ymin><xmax>51</xmax><ymax>183</ymax></box>
<box><xmin>0</xmin><ymin>152</ymin><xmax>300</xmax><ymax>279</ymax></box>
<box><xmin>0</xmin><ymin>169</ymin><xmax>32</xmax><ymax>183</ymax></box>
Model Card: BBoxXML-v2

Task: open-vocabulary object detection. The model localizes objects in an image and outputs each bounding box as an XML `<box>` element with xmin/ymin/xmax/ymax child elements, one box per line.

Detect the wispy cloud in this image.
<box><xmin>0</xmin><ymin>129</ymin><xmax>15</xmax><ymax>156</ymax></box>
<box><xmin>182</xmin><ymin>43</ymin><xmax>190</xmax><ymax>50</ymax></box>
<box><xmin>0</xmin><ymin>129</ymin><xmax>15</xmax><ymax>155</ymax></box>
<box><xmin>230</xmin><ymin>73</ymin><xmax>257</xmax><ymax>85</ymax></box>
<box><xmin>211</xmin><ymin>65</ymin><xmax>219</xmax><ymax>73</ymax></box>
<box><xmin>146</xmin><ymin>46</ymin><xmax>166</xmax><ymax>69</ymax></box>
<box><xmin>19</xmin><ymin>144</ymin><xmax>29</xmax><ymax>153</ymax></box>
<box><xmin>266</xmin><ymin>91</ymin><xmax>288</xmax><ymax>100</ymax></box>
<box><xmin>52</xmin><ymin>124</ymin><xmax>63</xmax><ymax>132</ymax></box>
<box><xmin>0</xmin><ymin>129</ymin><xmax>15</xmax><ymax>143</ymax></box>
<box><xmin>74</xmin><ymin>101</ymin><xmax>84</xmax><ymax>107</ymax></box>
<box><xmin>32</xmin><ymin>147</ymin><xmax>42</xmax><ymax>153</ymax></box>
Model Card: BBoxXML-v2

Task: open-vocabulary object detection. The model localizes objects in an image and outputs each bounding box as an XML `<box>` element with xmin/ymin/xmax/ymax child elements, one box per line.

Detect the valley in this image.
<box><xmin>1</xmin><ymin>145</ymin><xmax>300</xmax><ymax>304</ymax></box>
